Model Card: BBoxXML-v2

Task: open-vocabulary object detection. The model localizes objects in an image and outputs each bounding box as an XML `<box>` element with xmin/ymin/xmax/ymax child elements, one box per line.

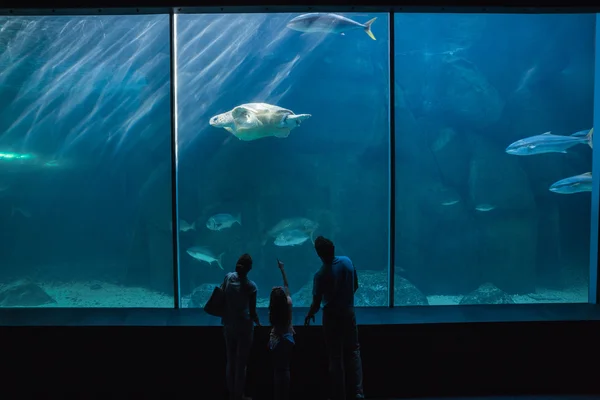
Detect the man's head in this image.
<box><xmin>235</xmin><ymin>253</ymin><xmax>253</xmax><ymax>276</ymax></box>
<box><xmin>314</xmin><ymin>236</ymin><xmax>335</xmax><ymax>264</ymax></box>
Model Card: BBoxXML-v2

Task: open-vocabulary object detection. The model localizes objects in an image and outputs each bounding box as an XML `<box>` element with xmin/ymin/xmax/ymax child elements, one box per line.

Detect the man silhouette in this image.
<box><xmin>304</xmin><ymin>236</ymin><xmax>364</xmax><ymax>400</ymax></box>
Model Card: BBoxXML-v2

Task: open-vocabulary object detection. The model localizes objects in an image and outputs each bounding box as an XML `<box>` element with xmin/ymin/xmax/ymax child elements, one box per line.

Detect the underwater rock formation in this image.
<box><xmin>459</xmin><ymin>282</ymin><xmax>514</xmax><ymax>305</ymax></box>
<box><xmin>182</xmin><ymin>283</ymin><xmax>271</xmax><ymax>308</ymax></box>
<box><xmin>394</xmin><ymin>172</ymin><xmax>481</xmax><ymax>295</ymax></box>
<box><xmin>0</xmin><ymin>281</ymin><xmax>56</xmax><ymax>307</ymax></box>
<box><xmin>394</xmin><ymin>275</ymin><xmax>430</xmax><ymax>306</ymax></box>
<box><xmin>127</xmin><ymin>162</ymin><xmax>174</xmax><ymax>296</ymax></box>
<box><xmin>183</xmin><ymin>283</ymin><xmax>217</xmax><ymax>308</ymax></box>
<box><xmin>291</xmin><ymin>270</ymin><xmax>428</xmax><ymax>307</ymax></box>
<box><xmin>438</xmin><ymin>56</ymin><xmax>505</xmax><ymax>129</ymax></box>
<box><xmin>469</xmin><ymin>134</ymin><xmax>538</xmax><ymax>294</ymax></box>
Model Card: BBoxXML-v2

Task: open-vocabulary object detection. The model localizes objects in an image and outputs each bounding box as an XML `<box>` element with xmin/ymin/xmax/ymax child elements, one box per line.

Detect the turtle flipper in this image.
<box><xmin>283</xmin><ymin>113</ymin><xmax>311</xmax><ymax>128</ymax></box>
<box><xmin>274</xmin><ymin>129</ymin><xmax>291</xmax><ymax>138</ymax></box>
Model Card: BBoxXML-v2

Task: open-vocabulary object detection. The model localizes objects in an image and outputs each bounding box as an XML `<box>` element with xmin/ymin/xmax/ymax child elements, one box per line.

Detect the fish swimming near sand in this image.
<box><xmin>286</xmin><ymin>13</ymin><xmax>377</xmax><ymax>41</ymax></box>
<box><xmin>186</xmin><ymin>246</ymin><xmax>224</xmax><ymax>270</ymax></box>
<box><xmin>505</xmin><ymin>128</ymin><xmax>593</xmax><ymax>156</ymax></box>
<box><xmin>549</xmin><ymin>172</ymin><xmax>592</xmax><ymax>194</ymax></box>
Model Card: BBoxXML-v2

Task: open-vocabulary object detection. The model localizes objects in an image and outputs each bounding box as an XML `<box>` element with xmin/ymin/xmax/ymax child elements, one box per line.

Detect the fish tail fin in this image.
<box><xmin>363</xmin><ymin>18</ymin><xmax>377</xmax><ymax>40</ymax></box>
<box><xmin>191</xmin><ymin>221</ymin><xmax>196</xmax><ymax>231</ymax></box>
<box><xmin>236</xmin><ymin>213</ymin><xmax>242</xmax><ymax>226</ymax></box>
<box><xmin>587</xmin><ymin>127</ymin><xmax>594</xmax><ymax>149</ymax></box>
<box><xmin>217</xmin><ymin>253</ymin><xmax>225</xmax><ymax>270</ymax></box>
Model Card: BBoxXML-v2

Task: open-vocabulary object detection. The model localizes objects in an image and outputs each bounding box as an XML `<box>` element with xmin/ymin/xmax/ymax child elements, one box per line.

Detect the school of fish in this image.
<box><xmin>183</xmin><ymin>213</ymin><xmax>320</xmax><ymax>270</ymax></box>
<box><xmin>506</xmin><ymin>128</ymin><xmax>594</xmax><ymax>195</ymax></box>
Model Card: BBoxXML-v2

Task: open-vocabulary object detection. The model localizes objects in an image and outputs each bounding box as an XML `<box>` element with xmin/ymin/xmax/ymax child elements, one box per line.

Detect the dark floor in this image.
<box><xmin>393</xmin><ymin>397</ymin><xmax>600</xmax><ymax>400</ymax></box>
<box><xmin>1</xmin><ymin>302</ymin><xmax>600</xmax><ymax>326</ymax></box>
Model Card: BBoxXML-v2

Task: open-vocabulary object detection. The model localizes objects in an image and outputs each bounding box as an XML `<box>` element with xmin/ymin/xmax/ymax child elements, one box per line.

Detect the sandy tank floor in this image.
<box><xmin>15</xmin><ymin>280</ymin><xmax>588</xmax><ymax>308</ymax></box>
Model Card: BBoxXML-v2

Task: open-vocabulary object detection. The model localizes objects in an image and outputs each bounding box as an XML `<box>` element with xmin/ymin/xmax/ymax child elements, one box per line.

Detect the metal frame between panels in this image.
<box><xmin>0</xmin><ymin>6</ymin><xmax>597</xmax><ymax>308</ymax></box>
<box><xmin>388</xmin><ymin>12</ymin><xmax>396</xmax><ymax>307</ymax></box>
<box><xmin>169</xmin><ymin>11</ymin><xmax>181</xmax><ymax>308</ymax></box>
<box><xmin>589</xmin><ymin>14</ymin><xmax>600</xmax><ymax>305</ymax></box>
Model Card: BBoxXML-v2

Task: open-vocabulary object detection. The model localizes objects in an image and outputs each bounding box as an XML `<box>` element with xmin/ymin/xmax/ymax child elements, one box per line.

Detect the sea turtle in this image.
<box><xmin>209</xmin><ymin>103</ymin><xmax>312</xmax><ymax>141</ymax></box>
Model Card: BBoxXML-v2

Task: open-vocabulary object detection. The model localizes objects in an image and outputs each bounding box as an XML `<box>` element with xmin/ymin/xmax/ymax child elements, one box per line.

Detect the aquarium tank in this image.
<box><xmin>0</xmin><ymin>11</ymin><xmax>595</xmax><ymax>311</ymax></box>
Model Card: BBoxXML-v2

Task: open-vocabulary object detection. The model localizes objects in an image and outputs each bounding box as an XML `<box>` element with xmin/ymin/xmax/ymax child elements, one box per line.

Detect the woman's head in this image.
<box><xmin>235</xmin><ymin>253</ymin><xmax>253</xmax><ymax>277</ymax></box>
<box><xmin>269</xmin><ymin>286</ymin><xmax>291</xmax><ymax>328</ymax></box>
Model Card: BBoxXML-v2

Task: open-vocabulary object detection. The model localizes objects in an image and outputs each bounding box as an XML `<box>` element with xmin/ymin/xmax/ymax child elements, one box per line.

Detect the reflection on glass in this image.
<box><xmin>176</xmin><ymin>13</ymin><xmax>390</xmax><ymax>308</ymax></box>
<box><xmin>394</xmin><ymin>14</ymin><xmax>594</xmax><ymax>306</ymax></box>
<box><xmin>0</xmin><ymin>15</ymin><xmax>173</xmax><ymax>307</ymax></box>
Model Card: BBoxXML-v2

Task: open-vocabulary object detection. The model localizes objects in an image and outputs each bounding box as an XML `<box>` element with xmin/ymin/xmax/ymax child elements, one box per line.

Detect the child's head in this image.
<box><xmin>269</xmin><ymin>286</ymin><xmax>291</xmax><ymax>328</ymax></box>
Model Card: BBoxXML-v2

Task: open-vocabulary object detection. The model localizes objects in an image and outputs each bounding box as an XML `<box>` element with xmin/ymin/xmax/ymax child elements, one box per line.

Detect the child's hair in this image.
<box><xmin>269</xmin><ymin>286</ymin><xmax>291</xmax><ymax>329</ymax></box>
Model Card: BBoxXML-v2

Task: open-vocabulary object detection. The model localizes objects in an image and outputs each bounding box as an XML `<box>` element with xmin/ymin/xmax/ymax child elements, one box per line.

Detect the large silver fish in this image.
<box><xmin>286</xmin><ymin>13</ymin><xmax>377</xmax><ymax>41</ymax></box>
<box><xmin>549</xmin><ymin>172</ymin><xmax>592</xmax><ymax>194</ymax></box>
<box><xmin>274</xmin><ymin>229</ymin><xmax>311</xmax><ymax>247</ymax></box>
<box><xmin>263</xmin><ymin>217</ymin><xmax>319</xmax><ymax>245</ymax></box>
<box><xmin>206</xmin><ymin>213</ymin><xmax>242</xmax><ymax>231</ymax></box>
<box><xmin>505</xmin><ymin>128</ymin><xmax>593</xmax><ymax>156</ymax></box>
<box><xmin>186</xmin><ymin>246</ymin><xmax>224</xmax><ymax>270</ymax></box>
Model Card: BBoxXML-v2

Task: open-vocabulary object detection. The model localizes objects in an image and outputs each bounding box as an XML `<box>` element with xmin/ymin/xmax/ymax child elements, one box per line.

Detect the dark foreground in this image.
<box><xmin>1</xmin><ymin>305</ymin><xmax>600</xmax><ymax>398</ymax></box>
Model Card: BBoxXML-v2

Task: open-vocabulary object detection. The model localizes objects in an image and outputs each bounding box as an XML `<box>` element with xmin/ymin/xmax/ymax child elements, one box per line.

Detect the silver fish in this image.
<box><xmin>549</xmin><ymin>172</ymin><xmax>592</xmax><ymax>194</ymax></box>
<box><xmin>505</xmin><ymin>128</ymin><xmax>593</xmax><ymax>156</ymax></box>
<box><xmin>441</xmin><ymin>200</ymin><xmax>459</xmax><ymax>206</ymax></box>
<box><xmin>186</xmin><ymin>246</ymin><xmax>224</xmax><ymax>270</ymax></box>
<box><xmin>170</xmin><ymin>219</ymin><xmax>197</xmax><ymax>232</ymax></box>
<box><xmin>11</xmin><ymin>207</ymin><xmax>31</xmax><ymax>218</ymax></box>
<box><xmin>264</xmin><ymin>217</ymin><xmax>319</xmax><ymax>245</ymax></box>
<box><xmin>206</xmin><ymin>213</ymin><xmax>242</xmax><ymax>231</ymax></box>
<box><xmin>475</xmin><ymin>204</ymin><xmax>495</xmax><ymax>212</ymax></box>
<box><xmin>179</xmin><ymin>219</ymin><xmax>196</xmax><ymax>232</ymax></box>
<box><xmin>286</xmin><ymin>13</ymin><xmax>377</xmax><ymax>41</ymax></box>
<box><xmin>274</xmin><ymin>229</ymin><xmax>311</xmax><ymax>247</ymax></box>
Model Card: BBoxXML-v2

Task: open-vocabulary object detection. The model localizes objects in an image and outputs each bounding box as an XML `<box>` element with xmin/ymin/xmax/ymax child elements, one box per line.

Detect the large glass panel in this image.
<box><xmin>176</xmin><ymin>13</ymin><xmax>390</xmax><ymax>308</ymax></box>
<box><xmin>394</xmin><ymin>14</ymin><xmax>595</xmax><ymax>306</ymax></box>
<box><xmin>0</xmin><ymin>16</ymin><xmax>173</xmax><ymax>307</ymax></box>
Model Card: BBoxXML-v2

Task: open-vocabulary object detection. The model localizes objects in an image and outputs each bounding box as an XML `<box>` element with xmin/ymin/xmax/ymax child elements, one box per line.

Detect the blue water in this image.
<box><xmin>0</xmin><ymin>12</ymin><xmax>595</xmax><ymax>309</ymax></box>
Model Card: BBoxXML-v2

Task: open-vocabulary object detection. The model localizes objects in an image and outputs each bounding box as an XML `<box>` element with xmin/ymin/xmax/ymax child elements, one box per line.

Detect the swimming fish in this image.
<box><xmin>505</xmin><ymin>128</ymin><xmax>593</xmax><ymax>156</ymax></box>
<box><xmin>44</xmin><ymin>160</ymin><xmax>61</xmax><ymax>168</ymax></box>
<box><xmin>264</xmin><ymin>217</ymin><xmax>319</xmax><ymax>245</ymax></box>
<box><xmin>170</xmin><ymin>219</ymin><xmax>196</xmax><ymax>232</ymax></box>
<box><xmin>206</xmin><ymin>213</ymin><xmax>242</xmax><ymax>231</ymax></box>
<box><xmin>11</xmin><ymin>207</ymin><xmax>32</xmax><ymax>218</ymax></box>
<box><xmin>274</xmin><ymin>229</ymin><xmax>311</xmax><ymax>247</ymax></box>
<box><xmin>475</xmin><ymin>204</ymin><xmax>495</xmax><ymax>212</ymax></box>
<box><xmin>286</xmin><ymin>13</ymin><xmax>377</xmax><ymax>41</ymax></box>
<box><xmin>179</xmin><ymin>219</ymin><xmax>196</xmax><ymax>232</ymax></box>
<box><xmin>549</xmin><ymin>172</ymin><xmax>592</xmax><ymax>194</ymax></box>
<box><xmin>441</xmin><ymin>200</ymin><xmax>459</xmax><ymax>206</ymax></box>
<box><xmin>186</xmin><ymin>246</ymin><xmax>224</xmax><ymax>270</ymax></box>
